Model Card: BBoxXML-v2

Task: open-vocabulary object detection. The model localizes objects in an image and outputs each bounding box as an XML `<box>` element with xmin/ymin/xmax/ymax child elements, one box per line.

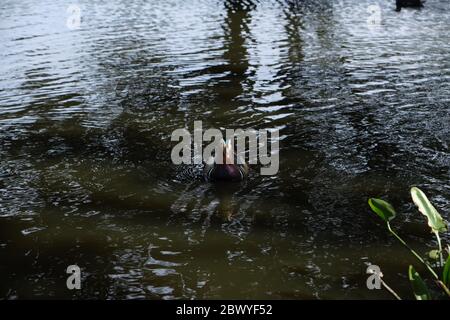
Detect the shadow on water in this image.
<box><xmin>0</xmin><ymin>0</ymin><xmax>449</xmax><ymax>299</ymax></box>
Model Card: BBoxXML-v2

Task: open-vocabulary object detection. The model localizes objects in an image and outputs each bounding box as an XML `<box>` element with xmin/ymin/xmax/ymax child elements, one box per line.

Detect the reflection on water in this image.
<box><xmin>0</xmin><ymin>0</ymin><xmax>449</xmax><ymax>299</ymax></box>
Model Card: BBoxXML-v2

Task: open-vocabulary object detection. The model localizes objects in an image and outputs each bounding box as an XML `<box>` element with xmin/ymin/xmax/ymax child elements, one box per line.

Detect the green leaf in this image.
<box><xmin>428</xmin><ymin>250</ymin><xmax>440</xmax><ymax>260</ymax></box>
<box><xmin>443</xmin><ymin>255</ymin><xmax>450</xmax><ymax>287</ymax></box>
<box><xmin>368</xmin><ymin>198</ymin><xmax>396</xmax><ymax>222</ymax></box>
<box><xmin>408</xmin><ymin>265</ymin><xmax>431</xmax><ymax>300</ymax></box>
<box><xmin>410</xmin><ymin>187</ymin><xmax>447</xmax><ymax>233</ymax></box>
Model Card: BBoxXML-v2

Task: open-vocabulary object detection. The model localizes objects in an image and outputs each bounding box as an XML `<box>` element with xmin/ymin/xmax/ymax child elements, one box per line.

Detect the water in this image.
<box><xmin>0</xmin><ymin>0</ymin><xmax>449</xmax><ymax>299</ymax></box>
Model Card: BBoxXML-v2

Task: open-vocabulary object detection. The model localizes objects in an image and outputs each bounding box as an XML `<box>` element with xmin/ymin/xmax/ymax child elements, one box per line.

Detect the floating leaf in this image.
<box><xmin>408</xmin><ymin>265</ymin><xmax>431</xmax><ymax>300</ymax></box>
<box><xmin>411</xmin><ymin>187</ymin><xmax>447</xmax><ymax>233</ymax></box>
<box><xmin>368</xmin><ymin>198</ymin><xmax>396</xmax><ymax>222</ymax></box>
<box><xmin>444</xmin><ymin>255</ymin><xmax>450</xmax><ymax>287</ymax></box>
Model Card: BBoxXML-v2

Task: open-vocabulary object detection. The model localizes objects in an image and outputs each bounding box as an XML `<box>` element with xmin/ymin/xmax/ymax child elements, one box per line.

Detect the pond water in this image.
<box><xmin>0</xmin><ymin>0</ymin><xmax>449</xmax><ymax>299</ymax></box>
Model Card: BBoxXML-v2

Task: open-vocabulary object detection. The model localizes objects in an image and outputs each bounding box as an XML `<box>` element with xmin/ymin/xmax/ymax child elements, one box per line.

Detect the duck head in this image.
<box><xmin>203</xmin><ymin>139</ymin><xmax>248</xmax><ymax>182</ymax></box>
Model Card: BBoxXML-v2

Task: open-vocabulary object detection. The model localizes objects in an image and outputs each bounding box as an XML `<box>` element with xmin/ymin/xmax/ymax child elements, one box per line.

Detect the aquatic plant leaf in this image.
<box><xmin>410</xmin><ymin>187</ymin><xmax>447</xmax><ymax>233</ymax></box>
<box><xmin>443</xmin><ymin>255</ymin><xmax>450</xmax><ymax>287</ymax></box>
<box><xmin>428</xmin><ymin>250</ymin><xmax>440</xmax><ymax>260</ymax></box>
<box><xmin>408</xmin><ymin>265</ymin><xmax>431</xmax><ymax>300</ymax></box>
<box><xmin>368</xmin><ymin>198</ymin><xmax>396</xmax><ymax>222</ymax></box>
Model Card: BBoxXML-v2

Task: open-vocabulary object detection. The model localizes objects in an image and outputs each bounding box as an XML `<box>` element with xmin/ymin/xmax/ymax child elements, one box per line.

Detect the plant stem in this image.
<box><xmin>387</xmin><ymin>222</ymin><xmax>439</xmax><ymax>280</ymax></box>
<box><xmin>437</xmin><ymin>280</ymin><xmax>450</xmax><ymax>297</ymax></box>
<box><xmin>434</xmin><ymin>231</ymin><xmax>443</xmax><ymax>267</ymax></box>
<box><xmin>381</xmin><ymin>279</ymin><xmax>402</xmax><ymax>300</ymax></box>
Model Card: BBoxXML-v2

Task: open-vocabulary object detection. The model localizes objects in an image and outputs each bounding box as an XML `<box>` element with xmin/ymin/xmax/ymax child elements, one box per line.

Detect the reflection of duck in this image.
<box><xmin>203</xmin><ymin>139</ymin><xmax>248</xmax><ymax>182</ymax></box>
<box><xmin>396</xmin><ymin>0</ymin><xmax>424</xmax><ymax>11</ymax></box>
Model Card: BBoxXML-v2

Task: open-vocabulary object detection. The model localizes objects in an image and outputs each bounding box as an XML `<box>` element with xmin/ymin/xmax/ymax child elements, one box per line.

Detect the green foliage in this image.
<box><xmin>408</xmin><ymin>266</ymin><xmax>431</xmax><ymax>300</ymax></box>
<box><xmin>443</xmin><ymin>255</ymin><xmax>450</xmax><ymax>287</ymax></box>
<box><xmin>428</xmin><ymin>250</ymin><xmax>440</xmax><ymax>260</ymax></box>
<box><xmin>411</xmin><ymin>187</ymin><xmax>447</xmax><ymax>233</ymax></box>
<box><xmin>367</xmin><ymin>187</ymin><xmax>449</xmax><ymax>300</ymax></box>
<box><xmin>368</xmin><ymin>198</ymin><xmax>396</xmax><ymax>222</ymax></box>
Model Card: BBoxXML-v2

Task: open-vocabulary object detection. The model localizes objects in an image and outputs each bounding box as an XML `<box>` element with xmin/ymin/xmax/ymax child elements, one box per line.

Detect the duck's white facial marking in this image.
<box><xmin>223</xmin><ymin>139</ymin><xmax>234</xmax><ymax>164</ymax></box>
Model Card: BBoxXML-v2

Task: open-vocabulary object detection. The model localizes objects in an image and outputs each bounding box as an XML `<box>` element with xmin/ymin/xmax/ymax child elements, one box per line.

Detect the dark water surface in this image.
<box><xmin>0</xmin><ymin>0</ymin><xmax>449</xmax><ymax>299</ymax></box>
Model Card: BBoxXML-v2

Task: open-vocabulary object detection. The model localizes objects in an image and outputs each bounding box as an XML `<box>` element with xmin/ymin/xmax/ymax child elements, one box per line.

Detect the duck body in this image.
<box><xmin>203</xmin><ymin>140</ymin><xmax>248</xmax><ymax>182</ymax></box>
<box><xmin>396</xmin><ymin>0</ymin><xmax>424</xmax><ymax>11</ymax></box>
<box><xmin>204</xmin><ymin>163</ymin><xmax>248</xmax><ymax>182</ymax></box>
